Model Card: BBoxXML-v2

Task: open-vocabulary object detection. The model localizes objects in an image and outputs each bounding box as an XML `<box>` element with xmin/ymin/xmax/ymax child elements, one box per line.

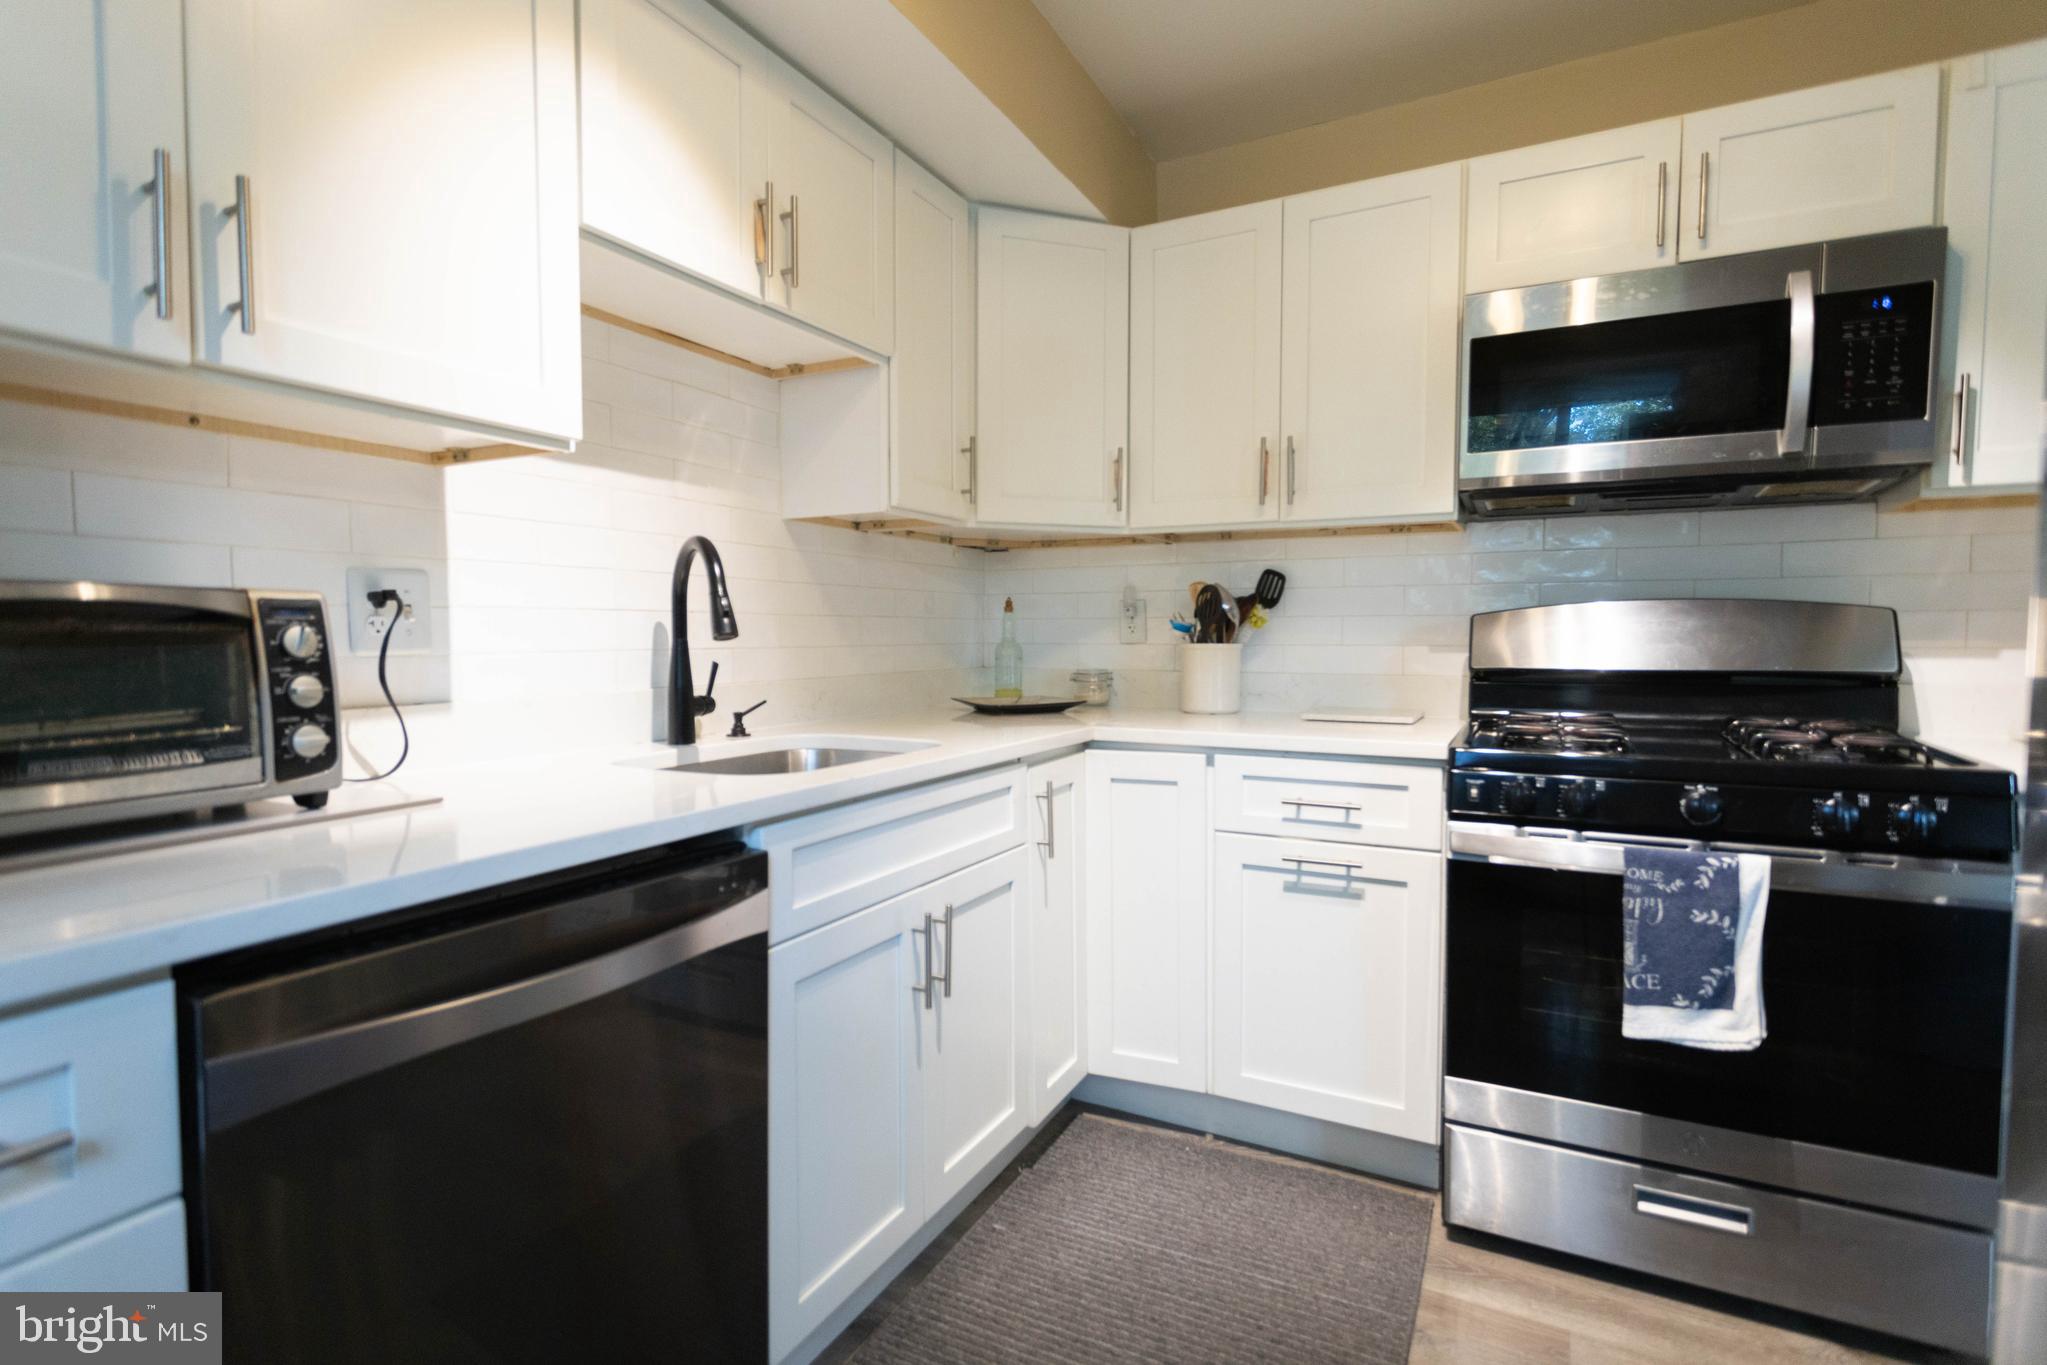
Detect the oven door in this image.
<box><xmin>1445</xmin><ymin>823</ymin><xmax>2012</xmax><ymax>1229</ymax></box>
<box><xmin>0</xmin><ymin>583</ymin><xmax>265</xmax><ymax>827</ymax></box>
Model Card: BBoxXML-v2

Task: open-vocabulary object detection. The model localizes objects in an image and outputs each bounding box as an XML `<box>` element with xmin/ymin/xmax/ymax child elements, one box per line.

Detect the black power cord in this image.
<box><xmin>344</xmin><ymin>591</ymin><xmax>410</xmax><ymax>783</ymax></box>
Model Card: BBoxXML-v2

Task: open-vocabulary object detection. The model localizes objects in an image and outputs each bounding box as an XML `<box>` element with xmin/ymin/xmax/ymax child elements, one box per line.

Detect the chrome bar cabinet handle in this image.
<box><xmin>935</xmin><ymin>904</ymin><xmax>954</xmax><ymax>998</ymax></box>
<box><xmin>914</xmin><ymin>911</ymin><xmax>936</xmax><ymax>1008</ymax></box>
<box><xmin>961</xmin><ymin>434</ymin><xmax>977</xmax><ymax>503</ymax></box>
<box><xmin>1038</xmin><ymin>781</ymin><xmax>1055</xmax><ymax>857</ymax></box>
<box><xmin>1112</xmin><ymin>447</ymin><xmax>1124</xmax><ymax>513</ymax></box>
<box><xmin>755</xmin><ymin>180</ymin><xmax>774</xmax><ymax>276</ymax></box>
<box><xmin>1696</xmin><ymin>152</ymin><xmax>1709</xmax><ymax>242</ymax></box>
<box><xmin>1282</xmin><ymin>797</ymin><xmax>1361</xmax><ymax>815</ymax></box>
<box><xmin>1283</xmin><ymin>856</ymin><xmax>1363</xmax><ymax>877</ymax></box>
<box><xmin>1654</xmin><ymin>160</ymin><xmax>1666</xmax><ymax>250</ymax></box>
<box><xmin>148</xmin><ymin>148</ymin><xmax>172</xmax><ymax>319</ymax></box>
<box><xmin>0</xmin><ymin>1129</ymin><xmax>75</xmax><ymax>1172</ymax></box>
<box><xmin>1286</xmin><ymin>435</ymin><xmax>1297</xmax><ymax>504</ymax></box>
<box><xmin>1257</xmin><ymin>436</ymin><xmax>1270</xmax><ymax>506</ymax></box>
<box><xmin>780</xmin><ymin>194</ymin><xmax>799</xmax><ymax>289</ymax></box>
<box><xmin>227</xmin><ymin>173</ymin><xmax>255</xmax><ymax>334</ymax></box>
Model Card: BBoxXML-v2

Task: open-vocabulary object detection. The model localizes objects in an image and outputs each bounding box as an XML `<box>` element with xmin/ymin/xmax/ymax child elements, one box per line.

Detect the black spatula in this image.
<box><xmin>1255</xmin><ymin>568</ymin><xmax>1286</xmax><ymax>609</ymax></box>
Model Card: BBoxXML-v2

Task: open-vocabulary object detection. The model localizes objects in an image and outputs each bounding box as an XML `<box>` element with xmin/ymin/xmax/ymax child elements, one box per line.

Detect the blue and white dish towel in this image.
<box><xmin>1621</xmin><ymin>845</ymin><xmax>1770</xmax><ymax>1051</ymax></box>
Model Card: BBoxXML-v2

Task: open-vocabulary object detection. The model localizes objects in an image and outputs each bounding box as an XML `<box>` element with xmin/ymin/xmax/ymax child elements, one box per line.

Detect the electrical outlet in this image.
<box><xmin>1120</xmin><ymin>584</ymin><xmax>1148</xmax><ymax>643</ymax></box>
<box><xmin>346</xmin><ymin>567</ymin><xmax>432</xmax><ymax>654</ymax></box>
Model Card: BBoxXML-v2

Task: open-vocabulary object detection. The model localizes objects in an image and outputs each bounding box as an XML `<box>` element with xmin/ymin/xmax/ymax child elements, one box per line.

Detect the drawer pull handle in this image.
<box><xmin>1283</xmin><ymin>856</ymin><xmax>1362</xmax><ymax>877</ymax></box>
<box><xmin>1037</xmin><ymin>780</ymin><xmax>1055</xmax><ymax>858</ymax></box>
<box><xmin>1633</xmin><ymin>1184</ymin><xmax>1752</xmax><ymax>1237</ymax></box>
<box><xmin>1282</xmin><ymin>797</ymin><xmax>1360</xmax><ymax>816</ymax></box>
<box><xmin>0</xmin><ymin>1129</ymin><xmax>75</xmax><ymax>1172</ymax></box>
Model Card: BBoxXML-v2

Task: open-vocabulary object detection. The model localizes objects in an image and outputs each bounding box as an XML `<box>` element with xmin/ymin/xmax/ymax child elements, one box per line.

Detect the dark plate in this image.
<box><xmin>951</xmin><ymin>696</ymin><xmax>1086</xmax><ymax>715</ymax></box>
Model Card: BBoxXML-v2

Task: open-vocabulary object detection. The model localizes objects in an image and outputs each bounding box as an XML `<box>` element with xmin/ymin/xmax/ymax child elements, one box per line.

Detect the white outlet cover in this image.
<box><xmin>345</xmin><ymin>567</ymin><xmax>432</xmax><ymax>655</ymax></box>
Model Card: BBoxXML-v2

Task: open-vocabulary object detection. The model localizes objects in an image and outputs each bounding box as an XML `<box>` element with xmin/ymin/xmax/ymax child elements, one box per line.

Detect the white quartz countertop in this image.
<box><xmin>0</xmin><ymin>707</ymin><xmax>1462</xmax><ymax>1011</ymax></box>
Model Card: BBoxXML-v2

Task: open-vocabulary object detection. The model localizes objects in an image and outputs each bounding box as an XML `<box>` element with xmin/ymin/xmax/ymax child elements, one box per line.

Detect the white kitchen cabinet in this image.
<box><xmin>1025</xmin><ymin>754</ymin><xmax>1086</xmax><ymax>1125</ymax></box>
<box><xmin>1129</xmin><ymin>203</ymin><xmax>1283</xmax><ymax>530</ymax></box>
<box><xmin>0</xmin><ymin>1</ymin><xmax>188</xmax><ymax>364</ymax></box>
<box><xmin>1085</xmin><ymin>749</ymin><xmax>1208</xmax><ymax>1090</ymax></box>
<box><xmin>1279</xmin><ymin>163</ymin><xmax>1463</xmax><ymax>524</ymax></box>
<box><xmin>579</xmin><ymin>0</ymin><xmax>775</xmax><ymax>301</ymax></box>
<box><xmin>1938</xmin><ymin>39</ymin><xmax>2047</xmax><ymax>490</ymax></box>
<box><xmin>975</xmin><ymin>209</ymin><xmax>1131</xmax><ymax>529</ymax></box>
<box><xmin>923</xmin><ymin>849</ymin><xmax>1029</xmax><ymax>1211</ymax></box>
<box><xmin>1211</xmin><ymin>834</ymin><xmax>1444</xmax><ymax>1142</ymax></box>
<box><xmin>1678</xmin><ymin>65</ymin><xmax>1938</xmax><ymax>261</ymax></box>
<box><xmin>891</xmin><ymin>154</ymin><xmax>974</xmax><ymax>519</ymax></box>
<box><xmin>183</xmin><ymin>0</ymin><xmax>582</xmax><ymax>441</ymax></box>
<box><xmin>768</xmin><ymin>892</ymin><xmax>928</xmax><ymax>1360</ymax></box>
<box><xmin>765</xmin><ymin>68</ymin><xmax>895</xmax><ymax>355</ymax></box>
<box><xmin>1465</xmin><ymin>120</ymin><xmax>1682</xmax><ymax>292</ymax></box>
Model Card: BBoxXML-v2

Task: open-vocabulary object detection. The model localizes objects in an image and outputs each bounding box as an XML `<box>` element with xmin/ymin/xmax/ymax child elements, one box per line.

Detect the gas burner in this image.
<box><xmin>1750</xmin><ymin>727</ymin><xmax>1826</xmax><ymax>759</ymax></box>
<box><xmin>1834</xmin><ymin>731</ymin><xmax>1933</xmax><ymax>765</ymax></box>
<box><xmin>1723</xmin><ymin>717</ymin><xmax>1933</xmax><ymax>765</ymax></box>
<box><xmin>1470</xmin><ymin>711</ymin><xmax>1630</xmax><ymax>755</ymax></box>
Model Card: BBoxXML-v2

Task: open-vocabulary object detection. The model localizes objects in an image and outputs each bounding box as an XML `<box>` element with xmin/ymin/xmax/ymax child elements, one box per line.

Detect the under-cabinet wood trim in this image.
<box><xmin>797</xmin><ymin>515</ymin><xmax>1464</xmax><ymax>551</ymax></box>
<box><xmin>578</xmin><ymin>305</ymin><xmax>874</xmax><ymax>381</ymax></box>
<box><xmin>1887</xmin><ymin>491</ymin><xmax>2040</xmax><ymax>513</ymax></box>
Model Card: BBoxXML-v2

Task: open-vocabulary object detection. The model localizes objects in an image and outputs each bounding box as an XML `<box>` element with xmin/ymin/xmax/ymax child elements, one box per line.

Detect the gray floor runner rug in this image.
<box><xmin>849</xmin><ymin>1114</ymin><xmax>1434</xmax><ymax>1364</ymax></box>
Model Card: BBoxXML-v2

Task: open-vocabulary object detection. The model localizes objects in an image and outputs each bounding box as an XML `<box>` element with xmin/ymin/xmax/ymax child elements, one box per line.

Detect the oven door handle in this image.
<box><xmin>204</xmin><ymin>888</ymin><xmax>769</xmax><ymax>1132</ymax></box>
<box><xmin>1779</xmin><ymin>268</ymin><xmax>1815</xmax><ymax>455</ymax></box>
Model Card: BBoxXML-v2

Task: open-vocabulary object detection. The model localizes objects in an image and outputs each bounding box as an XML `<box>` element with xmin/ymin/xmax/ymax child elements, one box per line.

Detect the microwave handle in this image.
<box><xmin>1778</xmin><ymin>269</ymin><xmax>1814</xmax><ymax>455</ymax></box>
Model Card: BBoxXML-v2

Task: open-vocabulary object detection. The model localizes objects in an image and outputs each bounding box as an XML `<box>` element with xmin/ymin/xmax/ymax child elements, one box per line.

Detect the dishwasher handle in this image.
<box><xmin>204</xmin><ymin>887</ymin><xmax>768</xmax><ymax>1131</ymax></box>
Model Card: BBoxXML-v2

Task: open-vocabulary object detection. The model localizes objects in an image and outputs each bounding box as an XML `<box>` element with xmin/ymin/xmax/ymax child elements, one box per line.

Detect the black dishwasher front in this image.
<box><xmin>177</xmin><ymin>836</ymin><xmax>769</xmax><ymax>1365</ymax></box>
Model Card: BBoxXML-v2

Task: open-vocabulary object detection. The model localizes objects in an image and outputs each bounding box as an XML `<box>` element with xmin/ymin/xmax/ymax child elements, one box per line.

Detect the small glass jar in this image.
<box><xmin>1070</xmin><ymin>668</ymin><xmax>1115</xmax><ymax>706</ymax></box>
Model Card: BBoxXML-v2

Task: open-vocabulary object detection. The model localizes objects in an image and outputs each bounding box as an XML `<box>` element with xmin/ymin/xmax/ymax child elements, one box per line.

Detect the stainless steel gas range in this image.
<box><xmin>1441</xmin><ymin>598</ymin><xmax>2019</xmax><ymax>1356</ymax></box>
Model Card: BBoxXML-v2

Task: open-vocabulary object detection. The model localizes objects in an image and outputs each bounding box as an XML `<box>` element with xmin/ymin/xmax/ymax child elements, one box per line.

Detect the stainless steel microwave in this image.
<box><xmin>1459</xmin><ymin>226</ymin><xmax>1945</xmax><ymax>517</ymax></box>
<box><xmin>0</xmin><ymin>581</ymin><xmax>342</xmax><ymax>839</ymax></box>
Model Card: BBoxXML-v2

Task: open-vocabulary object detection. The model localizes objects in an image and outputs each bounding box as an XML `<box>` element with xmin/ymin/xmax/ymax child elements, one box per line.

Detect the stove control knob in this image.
<box><xmin>1501</xmin><ymin>777</ymin><xmax>1539</xmax><ymax>816</ymax></box>
<box><xmin>279</xmin><ymin>622</ymin><xmax>322</xmax><ymax>660</ymax></box>
<box><xmin>1813</xmin><ymin>794</ymin><xmax>1862</xmax><ymax>841</ymax></box>
<box><xmin>286</xmin><ymin>722</ymin><xmax>331</xmax><ymax>761</ymax></box>
<box><xmin>1679</xmin><ymin>784</ymin><xmax>1723</xmax><ymax>827</ymax></box>
<box><xmin>1558</xmin><ymin>780</ymin><xmax>1598</xmax><ymax>818</ymax></box>
<box><xmin>1891</xmin><ymin>797</ymin><xmax>1939</xmax><ymax>850</ymax></box>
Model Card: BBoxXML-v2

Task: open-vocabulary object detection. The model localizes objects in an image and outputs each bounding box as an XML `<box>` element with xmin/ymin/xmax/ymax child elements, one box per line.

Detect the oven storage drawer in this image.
<box><xmin>1213</xmin><ymin>753</ymin><xmax>1441</xmax><ymax>850</ymax></box>
<box><xmin>1443</xmin><ymin>1122</ymin><xmax>1991</xmax><ymax>1355</ymax></box>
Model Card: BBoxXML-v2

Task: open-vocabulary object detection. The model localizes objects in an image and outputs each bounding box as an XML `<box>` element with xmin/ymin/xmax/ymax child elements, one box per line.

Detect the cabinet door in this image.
<box><xmin>1678</xmin><ymin>65</ymin><xmax>1938</xmax><ymax>261</ymax></box>
<box><xmin>1280</xmin><ymin>163</ymin><xmax>1462</xmax><ymax>524</ymax></box>
<box><xmin>768</xmin><ymin>894</ymin><xmax>926</xmax><ymax>1360</ymax></box>
<box><xmin>1465</xmin><ymin>119</ymin><xmax>1681</xmax><ymax>293</ymax></box>
<box><xmin>925</xmin><ymin>849</ymin><xmax>1029</xmax><ymax>1210</ymax></box>
<box><xmin>183</xmin><ymin>0</ymin><xmax>582</xmax><ymax>441</ymax></box>
<box><xmin>1940</xmin><ymin>40</ymin><xmax>2047</xmax><ymax>489</ymax></box>
<box><xmin>975</xmin><ymin>209</ymin><xmax>1130</xmax><ymax>529</ymax></box>
<box><xmin>579</xmin><ymin>0</ymin><xmax>773</xmax><ymax>300</ymax></box>
<box><xmin>0</xmin><ymin>1</ymin><xmax>188</xmax><ymax>364</ymax></box>
<box><xmin>891</xmin><ymin>153</ymin><xmax>973</xmax><ymax>520</ymax></box>
<box><xmin>767</xmin><ymin>67</ymin><xmax>895</xmax><ymax>355</ymax></box>
<box><xmin>1129</xmin><ymin>203</ymin><xmax>1282</xmax><ymax>529</ymax></box>
<box><xmin>1085</xmin><ymin>749</ymin><xmax>1208</xmax><ymax>1090</ymax></box>
<box><xmin>1026</xmin><ymin>754</ymin><xmax>1086</xmax><ymax>1125</ymax></box>
<box><xmin>1211</xmin><ymin>834</ymin><xmax>1443</xmax><ymax>1141</ymax></box>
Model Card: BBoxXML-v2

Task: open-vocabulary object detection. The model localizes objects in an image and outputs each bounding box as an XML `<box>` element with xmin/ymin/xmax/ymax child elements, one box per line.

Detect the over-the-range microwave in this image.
<box><xmin>0</xmin><ymin>581</ymin><xmax>342</xmax><ymax>839</ymax></box>
<box><xmin>1459</xmin><ymin>226</ymin><xmax>1945</xmax><ymax>518</ymax></box>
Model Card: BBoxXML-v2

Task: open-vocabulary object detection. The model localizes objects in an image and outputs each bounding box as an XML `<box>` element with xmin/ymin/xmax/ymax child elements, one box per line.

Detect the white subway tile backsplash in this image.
<box><xmin>1472</xmin><ymin>548</ymin><xmax>1614</xmax><ymax>583</ymax></box>
<box><xmin>0</xmin><ymin>531</ymin><xmax>231</xmax><ymax>586</ymax></box>
<box><xmin>227</xmin><ymin>437</ymin><xmax>443</xmax><ymax>509</ymax></box>
<box><xmin>75</xmin><ymin>473</ymin><xmax>352</xmax><ymax>551</ymax></box>
<box><xmin>1617</xmin><ymin>544</ymin><xmax>1781</xmax><ymax>580</ymax></box>
<box><xmin>0</xmin><ymin>400</ymin><xmax>229</xmax><ymax>485</ymax></box>
<box><xmin>1700</xmin><ymin>502</ymin><xmax>1873</xmax><ymax>544</ymax></box>
<box><xmin>1544</xmin><ymin>512</ymin><xmax>1698</xmax><ymax>549</ymax></box>
<box><xmin>1782</xmin><ymin>536</ymin><xmax>1969</xmax><ymax>577</ymax></box>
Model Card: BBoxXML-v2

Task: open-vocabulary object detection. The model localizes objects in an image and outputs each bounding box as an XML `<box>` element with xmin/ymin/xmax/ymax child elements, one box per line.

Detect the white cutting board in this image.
<box><xmin>1300</xmin><ymin>709</ymin><xmax>1423</xmax><ymax>725</ymax></box>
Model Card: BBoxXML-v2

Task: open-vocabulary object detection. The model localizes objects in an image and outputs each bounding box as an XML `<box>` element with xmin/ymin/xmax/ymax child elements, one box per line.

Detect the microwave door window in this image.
<box><xmin>0</xmin><ymin>603</ymin><xmax>258</xmax><ymax>788</ymax></box>
<box><xmin>1468</xmin><ymin>298</ymin><xmax>1792</xmax><ymax>453</ymax></box>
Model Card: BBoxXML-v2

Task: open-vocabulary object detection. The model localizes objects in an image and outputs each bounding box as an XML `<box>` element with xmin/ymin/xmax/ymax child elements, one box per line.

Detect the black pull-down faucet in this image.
<box><xmin>669</xmin><ymin>535</ymin><xmax>738</xmax><ymax>745</ymax></box>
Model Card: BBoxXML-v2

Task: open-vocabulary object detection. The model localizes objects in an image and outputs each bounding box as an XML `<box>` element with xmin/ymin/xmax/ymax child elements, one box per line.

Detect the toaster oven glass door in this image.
<box><xmin>0</xmin><ymin>597</ymin><xmax>264</xmax><ymax>813</ymax></box>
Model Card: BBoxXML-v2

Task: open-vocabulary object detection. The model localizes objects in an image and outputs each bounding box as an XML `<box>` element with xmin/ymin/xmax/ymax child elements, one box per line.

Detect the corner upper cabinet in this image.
<box><xmin>1279</xmin><ymin>163</ymin><xmax>1463</xmax><ymax>524</ymax></box>
<box><xmin>0</xmin><ymin>1</ymin><xmax>189</xmax><ymax>365</ymax></box>
<box><xmin>1129</xmin><ymin>203</ymin><xmax>1283</xmax><ymax>530</ymax></box>
<box><xmin>1937</xmin><ymin>39</ymin><xmax>2047</xmax><ymax>491</ymax></box>
<box><xmin>763</xmin><ymin>67</ymin><xmax>895</xmax><ymax>355</ymax></box>
<box><xmin>1465</xmin><ymin>120</ymin><xmax>1682</xmax><ymax>292</ymax></box>
<box><xmin>1678</xmin><ymin>65</ymin><xmax>1938</xmax><ymax>261</ymax></box>
<box><xmin>182</xmin><ymin>0</ymin><xmax>582</xmax><ymax>441</ymax></box>
<box><xmin>891</xmin><ymin>154</ymin><xmax>974</xmax><ymax>520</ymax></box>
<box><xmin>579</xmin><ymin>0</ymin><xmax>775</xmax><ymax>301</ymax></box>
<box><xmin>975</xmin><ymin>209</ymin><xmax>1131</xmax><ymax>529</ymax></box>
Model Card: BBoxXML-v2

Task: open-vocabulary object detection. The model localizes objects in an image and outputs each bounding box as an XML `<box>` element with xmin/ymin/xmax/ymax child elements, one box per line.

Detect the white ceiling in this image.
<box><xmin>1030</xmin><ymin>0</ymin><xmax>1817</xmax><ymax>161</ymax></box>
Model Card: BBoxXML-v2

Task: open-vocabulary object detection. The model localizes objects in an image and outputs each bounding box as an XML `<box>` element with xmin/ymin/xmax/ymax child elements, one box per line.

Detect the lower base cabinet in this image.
<box><xmin>1026</xmin><ymin>753</ymin><xmax>1087</xmax><ymax>1125</ymax></box>
<box><xmin>768</xmin><ymin>847</ymin><xmax>1026</xmax><ymax>1361</ymax></box>
<box><xmin>1210</xmin><ymin>833</ymin><xmax>1444</xmax><ymax>1142</ymax></box>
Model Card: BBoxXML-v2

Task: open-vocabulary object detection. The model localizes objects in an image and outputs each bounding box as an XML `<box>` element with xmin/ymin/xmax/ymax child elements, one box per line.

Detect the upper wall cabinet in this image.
<box><xmin>1129</xmin><ymin>203</ymin><xmax>1283</xmax><ymax>530</ymax></box>
<box><xmin>580</xmin><ymin>0</ymin><xmax>775</xmax><ymax>301</ymax></box>
<box><xmin>975</xmin><ymin>210</ymin><xmax>1130</xmax><ymax>530</ymax></box>
<box><xmin>0</xmin><ymin>2</ymin><xmax>189</xmax><ymax>365</ymax></box>
<box><xmin>1465</xmin><ymin>120</ymin><xmax>1681</xmax><ymax>293</ymax></box>
<box><xmin>1937</xmin><ymin>38</ymin><xmax>2047</xmax><ymax>491</ymax></box>
<box><xmin>1280</xmin><ymin>163</ymin><xmax>1464</xmax><ymax>524</ymax></box>
<box><xmin>890</xmin><ymin>154</ymin><xmax>974</xmax><ymax>520</ymax></box>
<box><xmin>764</xmin><ymin>74</ymin><xmax>896</xmax><ymax>355</ymax></box>
<box><xmin>184</xmin><ymin>0</ymin><xmax>582</xmax><ymax>441</ymax></box>
<box><xmin>1680</xmin><ymin>65</ymin><xmax>1939</xmax><ymax>261</ymax></box>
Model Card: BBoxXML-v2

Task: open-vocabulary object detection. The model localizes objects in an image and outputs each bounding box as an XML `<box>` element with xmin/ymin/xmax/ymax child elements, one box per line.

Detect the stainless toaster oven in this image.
<box><xmin>0</xmin><ymin>581</ymin><xmax>342</xmax><ymax>838</ymax></box>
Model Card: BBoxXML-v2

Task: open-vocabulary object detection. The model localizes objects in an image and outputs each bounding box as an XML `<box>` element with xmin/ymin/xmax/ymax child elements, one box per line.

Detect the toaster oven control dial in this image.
<box><xmin>279</xmin><ymin>621</ymin><xmax>323</xmax><ymax>660</ymax></box>
<box><xmin>286</xmin><ymin>722</ymin><xmax>332</xmax><ymax>761</ymax></box>
<box><xmin>1679</xmin><ymin>784</ymin><xmax>1723</xmax><ymax>827</ymax></box>
<box><xmin>285</xmin><ymin>674</ymin><xmax>327</xmax><ymax>709</ymax></box>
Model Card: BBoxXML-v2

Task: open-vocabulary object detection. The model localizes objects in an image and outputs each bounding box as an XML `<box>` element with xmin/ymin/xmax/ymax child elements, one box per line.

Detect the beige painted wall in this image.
<box><xmin>1158</xmin><ymin>0</ymin><xmax>2047</xmax><ymax>220</ymax></box>
<box><xmin>888</xmin><ymin>0</ymin><xmax>1155</xmax><ymax>225</ymax></box>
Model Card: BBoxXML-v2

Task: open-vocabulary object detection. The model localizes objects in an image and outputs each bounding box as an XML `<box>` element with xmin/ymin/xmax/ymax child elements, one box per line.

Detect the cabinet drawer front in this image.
<box><xmin>1213</xmin><ymin>753</ymin><xmax>1442</xmax><ymax>850</ymax></box>
<box><xmin>0</xmin><ymin>982</ymin><xmax>180</xmax><ymax>1268</ymax></box>
<box><xmin>0</xmin><ymin>1199</ymin><xmax>187</xmax><ymax>1292</ymax></box>
<box><xmin>756</xmin><ymin>765</ymin><xmax>1026</xmax><ymax>943</ymax></box>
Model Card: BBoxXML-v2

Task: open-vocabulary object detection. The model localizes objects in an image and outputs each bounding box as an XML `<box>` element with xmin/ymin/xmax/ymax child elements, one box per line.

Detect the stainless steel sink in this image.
<box><xmin>664</xmin><ymin>746</ymin><xmax>901</xmax><ymax>776</ymax></box>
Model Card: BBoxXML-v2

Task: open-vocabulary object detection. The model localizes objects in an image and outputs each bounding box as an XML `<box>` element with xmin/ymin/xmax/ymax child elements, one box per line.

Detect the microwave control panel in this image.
<box><xmin>255</xmin><ymin>594</ymin><xmax>341</xmax><ymax>782</ymax></box>
<box><xmin>1810</xmin><ymin>280</ymin><xmax>1934</xmax><ymax>425</ymax></box>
